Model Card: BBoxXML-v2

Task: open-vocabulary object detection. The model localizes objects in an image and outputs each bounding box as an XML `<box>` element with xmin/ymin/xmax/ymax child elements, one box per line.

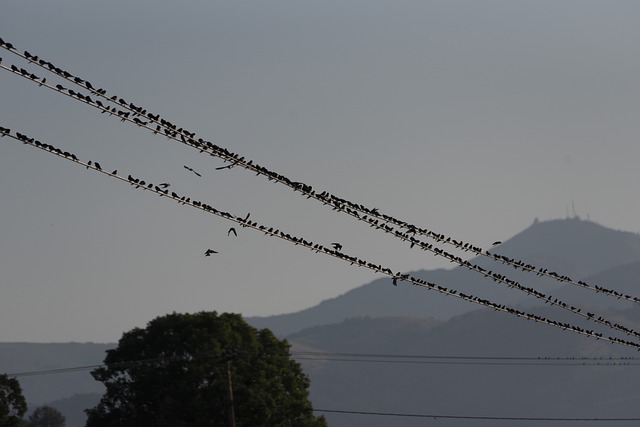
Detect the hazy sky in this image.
<box><xmin>2</xmin><ymin>0</ymin><xmax>640</xmax><ymax>342</ymax></box>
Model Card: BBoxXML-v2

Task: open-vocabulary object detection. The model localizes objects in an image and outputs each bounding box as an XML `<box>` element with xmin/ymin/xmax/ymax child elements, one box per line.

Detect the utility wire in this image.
<box><xmin>9</xmin><ymin>350</ymin><xmax>640</xmax><ymax>378</ymax></box>
<box><xmin>291</xmin><ymin>351</ymin><xmax>640</xmax><ymax>366</ymax></box>
<box><xmin>3</xmin><ymin>127</ymin><xmax>640</xmax><ymax>351</ymax></box>
<box><xmin>313</xmin><ymin>408</ymin><xmax>640</xmax><ymax>422</ymax></box>
<box><xmin>1</xmin><ymin>38</ymin><xmax>636</xmax><ymax>308</ymax></box>
<box><xmin>1</xmin><ymin>62</ymin><xmax>638</xmax><ymax>342</ymax></box>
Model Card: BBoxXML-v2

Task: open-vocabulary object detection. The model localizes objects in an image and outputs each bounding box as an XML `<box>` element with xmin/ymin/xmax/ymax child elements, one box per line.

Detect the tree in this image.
<box><xmin>0</xmin><ymin>374</ymin><xmax>27</xmax><ymax>427</ymax></box>
<box><xmin>27</xmin><ymin>406</ymin><xmax>65</xmax><ymax>427</ymax></box>
<box><xmin>85</xmin><ymin>312</ymin><xmax>327</xmax><ymax>427</ymax></box>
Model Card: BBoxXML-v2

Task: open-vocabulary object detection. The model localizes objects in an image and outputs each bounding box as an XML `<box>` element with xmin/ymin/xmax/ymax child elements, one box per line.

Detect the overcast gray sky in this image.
<box><xmin>2</xmin><ymin>0</ymin><xmax>640</xmax><ymax>342</ymax></box>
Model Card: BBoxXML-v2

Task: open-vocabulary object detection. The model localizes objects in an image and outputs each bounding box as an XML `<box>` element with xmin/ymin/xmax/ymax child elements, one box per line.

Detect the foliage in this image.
<box><xmin>27</xmin><ymin>405</ymin><xmax>66</xmax><ymax>427</ymax></box>
<box><xmin>0</xmin><ymin>374</ymin><xmax>27</xmax><ymax>427</ymax></box>
<box><xmin>85</xmin><ymin>311</ymin><xmax>327</xmax><ymax>427</ymax></box>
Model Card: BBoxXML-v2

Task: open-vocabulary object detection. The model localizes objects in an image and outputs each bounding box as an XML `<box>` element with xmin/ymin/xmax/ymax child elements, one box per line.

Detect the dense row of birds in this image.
<box><xmin>0</xmin><ymin>120</ymin><xmax>629</xmax><ymax>336</ymax></box>
<box><xmin>3</xmin><ymin>126</ymin><xmax>640</xmax><ymax>351</ymax></box>
<box><xmin>1</xmin><ymin>36</ymin><xmax>636</xmax><ymax>310</ymax></box>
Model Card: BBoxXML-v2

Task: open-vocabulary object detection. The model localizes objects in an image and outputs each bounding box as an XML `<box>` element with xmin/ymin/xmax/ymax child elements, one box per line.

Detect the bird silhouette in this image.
<box><xmin>216</xmin><ymin>158</ymin><xmax>241</xmax><ymax>170</ymax></box>
<box><xmin>94</xmin><ymin>162</ymin><xmax>102</xmax><ymax>171</ymax></box>
<box><xmin>331</xmin><ymin>242</ymin><xmax>343</xmax><ymax>251</ymax></box>
<box><xmin>184</xmin><ymin>165</ymin><xmax>201</xmax><ymax>177</ymax></box>
<box><xmin>204</xmin><ymin>249</ymin><xmax>218</xmax><ymax>256</ymax></box>
<box><xmin>228</xmin><ymin>227</ymin><xmax>237</xmax><ymax>237</ymax></box>
<box><xmin>492</xmin><ymin>241</ymin><xmax>502</xmax><ymax>246</ymax></box>
<box><xmin>159</xmin><ymin>182</ymin><xmax>170</xmax><ymax>188</ymax></box>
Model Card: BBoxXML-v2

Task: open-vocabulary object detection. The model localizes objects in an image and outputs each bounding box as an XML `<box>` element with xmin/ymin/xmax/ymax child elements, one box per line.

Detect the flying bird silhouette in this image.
<box><xmin>216</xmin><ymin>158</ymin><xmax>241</xmax><ymax>170</ymax></box>
<box><xmin>184</xmin><ymin>165</ymin><xmax>201</xmax><ymax>177</ymax></box>
<box><xmin>228</xmin><ymin>227</ymin><xmax>237</xmax><ymax>237</ymax></box>
<box><xmin>492</xmin><ymin>241</ymin><xmax>502</xmax><ymax>246</ymax></box>
<box><xmin>331</xmin><ymin>242</ymin><xmax>343</xmax><ymax>251</ymax></box>
<box><xmin>204</xmin><ymin>249</ymin><xmax>218</xmax><ymax>256</ymax></box>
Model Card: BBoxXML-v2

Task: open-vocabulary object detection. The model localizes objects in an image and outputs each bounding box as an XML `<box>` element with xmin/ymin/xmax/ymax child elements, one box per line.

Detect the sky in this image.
<box><xmin>1</xmin><ymin>0</ymin><xmax>640</xmax><ymax>343</ymax></box>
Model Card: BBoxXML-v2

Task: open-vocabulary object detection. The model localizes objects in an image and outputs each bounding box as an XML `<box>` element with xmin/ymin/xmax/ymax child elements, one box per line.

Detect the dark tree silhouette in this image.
<box><xmin>0</xmin><ymin>374</ymin><xmax>27</xmax><ymax>427</ymax></box>
<box><xmin>85</xmin><ymin>311</ymin><xmax>326</xmax><ymax>427</ymax></box>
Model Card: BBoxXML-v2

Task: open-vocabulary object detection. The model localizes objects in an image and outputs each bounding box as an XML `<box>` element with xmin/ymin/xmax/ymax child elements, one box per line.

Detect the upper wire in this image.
<box><xmin>0</xmin><ymin>37</ymin><xmax>635</xmax><ymax>307</ymax></box>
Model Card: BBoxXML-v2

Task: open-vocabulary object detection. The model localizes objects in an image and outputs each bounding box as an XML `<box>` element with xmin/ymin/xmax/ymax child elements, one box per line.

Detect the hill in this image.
<box><xmin>290</xmin><ymin>306</ymin><xmax>640</xmax><ymax>427</ymax></box>
<box><xmin>249</xmin><ymin>218</ymin><xmax>640</xmax><ymax>335</ymax></box>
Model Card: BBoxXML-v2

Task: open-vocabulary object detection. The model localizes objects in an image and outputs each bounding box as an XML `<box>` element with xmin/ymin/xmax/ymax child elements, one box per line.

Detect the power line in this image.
<box><xmin>291</xmin><ymin>351</ymin><xmax>640</xmax><ymax>366</ymax></box>
<box><xmin>313</xmin><ymin>408</ymin><xmax>640</xmax><ymax>422</ymax></box>
<box><xmin>1</xmin><ymin>37</ymin><xmax>637</xmax><ymax>310</ymax></box>
<box><xmin>1</xmin><ymin>55</ymin><xmax>637</xmax><ymax>333</ymax></box>
<box><xmin>9</xmin><ymin>349</ymin><xmax>640</xmax><ymax>379</ymax></box>
<box><xmin>2</xmin><ymin>127</ymin><xmax>640</xmax><ymax>350</ymax></box>
<box><xmin>0</xmin><ymin>72</ymin><xmax>636</xmax><ymax>342</ymax></box>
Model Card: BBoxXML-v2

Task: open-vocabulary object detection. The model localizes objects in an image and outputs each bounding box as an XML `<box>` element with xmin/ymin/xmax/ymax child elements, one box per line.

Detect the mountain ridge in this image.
<box><xmin>249</xmin><ymin>218</ymin><xmax>640</xmax><ymax>336</ymax></box>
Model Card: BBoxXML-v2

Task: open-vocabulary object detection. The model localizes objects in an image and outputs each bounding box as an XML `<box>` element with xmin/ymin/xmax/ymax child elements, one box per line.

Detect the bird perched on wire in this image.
<box><xmin>228</xmin><ymin>227</ymin><xmax>237</xmax><ymax>237</ymax></box>
<box><xmin>184</xmin><ymin>165</ymin><xmax>202</xmax><ymax>177</ymax></box>
<box><xmin>204</xmin><ymin>249</ymin><xmax>218</xmax><ymax>256</ymax></box>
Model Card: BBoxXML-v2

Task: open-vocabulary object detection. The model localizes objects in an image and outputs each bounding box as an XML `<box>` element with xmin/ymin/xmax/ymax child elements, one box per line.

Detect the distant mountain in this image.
<box><xmin>289</xmin><ymin>306</ymin><xmax>640</xmax><ymax>427</ymax></box>
<box><xmin>249</xmin><ymin>218</ymin><xmax>640</xmax><ymax>336</ymax></box>
<box><xmin>0</xmin><ymin>342</ymin><xmax>112</xmax><ymax>427</ymax></box>
<box><xmin>533</xmin><ymin>259</ymin><xmax>640</xmax><ymax>312</ymax></box>
<box><xmin>0</xmin><ymin>342</ymin><xmax>112</xmax><ymax>404</ymax></box>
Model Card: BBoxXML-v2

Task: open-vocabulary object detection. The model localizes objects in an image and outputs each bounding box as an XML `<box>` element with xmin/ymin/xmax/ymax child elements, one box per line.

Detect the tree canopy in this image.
<box><xmin>85</xmin><ymin>311</ymin><xmax>326</xmax><ymax>427</ymax></box>
<box><xmin>27</xmin><ymin>405</ymin><xmax>66</xmax><ymax>427</ymax></box>
<box><xmin>0</xmin><ymin>374</ymin><xmax>27</xmax><ymax>427</ymax></box>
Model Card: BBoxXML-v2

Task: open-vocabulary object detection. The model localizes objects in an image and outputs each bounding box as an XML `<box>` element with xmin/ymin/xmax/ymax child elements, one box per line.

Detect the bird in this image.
<box><xmin>331</xmin><ymin>242</ymin><xmax>343</xmax><ymax>251</ymax></box>
<box><xmin>159</xmin><ymin>182</ymin><xmax>170</xmax><ymax>189</ymax></box>
<box><xmin>228</xmin><ymin>227</ymin><xmax>237</xmax><ymax>237</ymax></box>
<box><xmin>492</xmin><ymin>241</ymin><xmax>502</xmax><ymax>246</ymax></box>
<box><xmin>216</xmin><ymin>158</ymin><xmax>241</xmax><ymax>170</ymax></box>
<box><xmin>204</xmin><ymin>249</ymin><xmax>218</xmax><ymax>256</ymax></box>
<box><xmin>244</xmin><ymin>212</ymin><xmax>250</xmax><ymax>221</ymax></box>
<box><xmin>94</xmin><ymin>162</ymin><xmax>102</xmax><ymax>171</ymax></box>
<box><xmin>184</xmin><ymin>165</ymin><xmax>201</xmax><ymax>177</ymax></box>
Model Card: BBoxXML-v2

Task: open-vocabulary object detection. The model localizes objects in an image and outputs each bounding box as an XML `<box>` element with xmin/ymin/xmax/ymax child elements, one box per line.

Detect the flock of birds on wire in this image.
<box><xmin>3</xmin><ymin>35</ymin><xmax>640</xmax><ymax>351</ymax></box>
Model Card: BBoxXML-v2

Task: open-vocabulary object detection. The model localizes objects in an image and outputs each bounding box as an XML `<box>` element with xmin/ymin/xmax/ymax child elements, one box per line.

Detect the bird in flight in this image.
<box><xmin>204</xmin><ymin>249</ymin><xmax>218</xmax><ymax>256</ymax></box>
<box><xmin>492</xmin><ymin>241</ymin><xmax>502</xmax><ymax>246</ymax></box>
<box><xmin>216</xmin><ymin>158</ymin><xmax>241</xmax><ymax>170</ymax></box>
<box><xmin>184</xmin><ymin>165</ymin><xmax>202</xmax><ymax>177</ymax></box>
<box><xmin>228</xmin><ymin>227</ymin><xmax>237</xmax><ymax>237</ymax></box>
<box><xmin>331</xmin><ymin>242</ymin><xmax>343</xmax><ymax>251</ymax></box>
<box><xmin>159</xmin><ymin>182</ymin><xmax>170</xmax><ymax>188</ymax></box>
